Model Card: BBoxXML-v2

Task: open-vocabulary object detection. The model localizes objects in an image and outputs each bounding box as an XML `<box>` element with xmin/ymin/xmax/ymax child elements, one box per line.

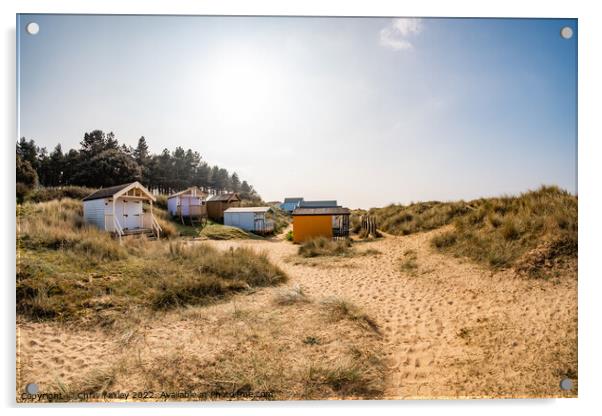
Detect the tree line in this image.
<box><xmin>16</xmin><ymin>130</ymin><xmax>260</xmax><ymax>199</ymax></box>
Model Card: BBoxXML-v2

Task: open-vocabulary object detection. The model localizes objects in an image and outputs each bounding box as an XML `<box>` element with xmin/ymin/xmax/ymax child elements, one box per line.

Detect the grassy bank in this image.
<box><xmin>17</xmin><ymin>199</ymin><xmax>287</xmax><ymax>322</ymax></box>
<box><xmin>370</xmin><ymin>186</ymin><xmax>577</xmax><ymax>274</ymax></box>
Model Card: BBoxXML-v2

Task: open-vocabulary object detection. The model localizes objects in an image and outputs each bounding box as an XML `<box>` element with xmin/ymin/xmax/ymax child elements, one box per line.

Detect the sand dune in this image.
<box><xmin>17</xmin><ymin>229</ymin><xmax>577</xmax><ymax>400</ymax></box>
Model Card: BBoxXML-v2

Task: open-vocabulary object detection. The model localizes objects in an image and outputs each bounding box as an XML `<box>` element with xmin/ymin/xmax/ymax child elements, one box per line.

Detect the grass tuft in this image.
<box><xmin>320</xmin><ymin>297</ymin><xmax>380</xmax><ymax>335</ymax></box>
<box><xmin>400</xmin><ymin>249</ymin><xmax>419</xmax><ymax>275</ymax></box>
<box><xmin>273</xmin><ymin>284</ymin><xmax>310</xmax><ymax>306</ymax></box>
<box><xmin>298</xmin><ymin>237</ymin><xmax>353</xmax><ymax>258</ymax></box>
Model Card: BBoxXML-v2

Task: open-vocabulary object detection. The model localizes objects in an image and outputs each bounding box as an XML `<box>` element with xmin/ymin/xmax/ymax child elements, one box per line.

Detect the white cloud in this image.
<box><xmin>379</xmin><ymin>18</ymin><xmax>423</xmax><ymax>51</ymax></box>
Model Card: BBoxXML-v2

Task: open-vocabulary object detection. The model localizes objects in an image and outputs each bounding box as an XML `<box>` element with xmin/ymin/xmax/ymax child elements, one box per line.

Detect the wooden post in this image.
<box><xmin>112</xmin><ymin>198</ymin><xmax>120</xmax><ymax>242</ymax></box>
<box><xmin>188</xmin><ymin>195</ymin><xmax>192</xmax><ymax>226</ymax></box>
<box><xmin>150</xmin><ymin>199</ymin><xmax>153</xmax><ymax>220</ymax></box>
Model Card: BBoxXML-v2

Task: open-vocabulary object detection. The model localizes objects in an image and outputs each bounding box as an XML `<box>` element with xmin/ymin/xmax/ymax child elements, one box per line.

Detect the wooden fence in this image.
<box><xmin>360</xmin><ymin>215</ymin><xmax>379</xmax><ymax>238</ymax></box>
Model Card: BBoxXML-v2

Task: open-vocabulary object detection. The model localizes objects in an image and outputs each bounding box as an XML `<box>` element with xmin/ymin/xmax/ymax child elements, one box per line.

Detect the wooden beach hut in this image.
<box><xmin>206</xmin><ymin>193</ymin><xmax>241</xmax><ymax>223</ymax></box>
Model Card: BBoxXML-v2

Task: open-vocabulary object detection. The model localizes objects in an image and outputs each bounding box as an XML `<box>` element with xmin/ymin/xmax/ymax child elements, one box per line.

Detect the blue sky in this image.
<box><xmin>17</xmin><ymin>15</ymin><xmax>577</xmax><ymax>208</ymax></box>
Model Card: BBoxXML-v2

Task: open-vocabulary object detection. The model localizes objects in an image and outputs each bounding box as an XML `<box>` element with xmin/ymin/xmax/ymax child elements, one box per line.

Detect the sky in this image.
<box><xmin>17</xmin><ymin>15</ymin><xmax>577</xmax><ymax>209</ymax></box>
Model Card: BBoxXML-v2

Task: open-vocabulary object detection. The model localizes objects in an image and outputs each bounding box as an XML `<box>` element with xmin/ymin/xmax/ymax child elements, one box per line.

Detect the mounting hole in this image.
<box><xmin>560</xmin><ymin>378</ymin><xmax>573</xmax><ymax>390</ymax></box>
<box><xmin>25</xmin><ymin>383</ymin><xmax>39</xmax><ymax>394</ymax></box>
<box><xmin>26</xmin><ymin>22</ymin><xmax>40</xmax><ymax>35</ymax></box>
<box><xmin>560</xmin><ymin>26</ymin><xmax>573</xmax><ymax>40</ymax></box>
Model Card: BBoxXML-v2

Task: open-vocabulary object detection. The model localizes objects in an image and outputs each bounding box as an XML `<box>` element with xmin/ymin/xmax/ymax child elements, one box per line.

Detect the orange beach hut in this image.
<box><xmin>292</xmin><ymin>207</ymin><xmax>351</xmax><ymax>243</ymax></box>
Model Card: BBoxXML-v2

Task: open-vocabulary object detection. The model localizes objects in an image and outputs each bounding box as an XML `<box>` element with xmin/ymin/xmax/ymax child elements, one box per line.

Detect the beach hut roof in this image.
<box><xmin>82</xmin><ymin>182</ymin><xmax>155</xmax><ymax>202</ymax></box>
<box><xmin>167</xmin><ymin>186</ymin><xmax>207</xmax><ymax>199</ymax></box>
<box><xmin>207</xmin><ymin>193</ymin><xmax>240</xmax><ymax>202</ymax></box>
<box><xmin>224</xmin><ymin>206</ymin><xmax>272</xmax><ymax>213</ymax></box>
<box><xmin>292</xmin><ymin>207</ymin><xmax>350</xmax><ymax>216</ymax></box>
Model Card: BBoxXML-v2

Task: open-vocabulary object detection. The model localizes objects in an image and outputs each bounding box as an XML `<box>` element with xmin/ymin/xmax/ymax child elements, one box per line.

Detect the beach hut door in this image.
<box><xmin>123</xmin><ymin>200</ymin><xmax>141</xmax><ymax>230</ymax></box>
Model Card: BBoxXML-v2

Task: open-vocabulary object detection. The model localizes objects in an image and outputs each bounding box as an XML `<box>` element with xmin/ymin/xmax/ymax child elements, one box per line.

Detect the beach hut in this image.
<box><xmin>292</xmin><ymin>207</ymin><xmax>350</xmax><ymax>243</ymax></box>
<box><xmin>280</xmin><ymin>197</ymin><xmax>304</xmax><ymax>213</ymax></box>
<box><xmin>224</xmin><ymin>207</ymin><xmax>274</xmax><ymax>234</ymax></box>
<box><xmin>82</xmin><ymin>182</ymin><xmax>162</xmax><ymax>238</ymax></box>
<box><xmin>206</xmin><ymin>193</ymin><xmax>241</xmax><ymax>222</ymax></box>
<box><xmin>167</xmin><ymin>186</ymin><xmax>208</xmax><ymax>225</ymax></box>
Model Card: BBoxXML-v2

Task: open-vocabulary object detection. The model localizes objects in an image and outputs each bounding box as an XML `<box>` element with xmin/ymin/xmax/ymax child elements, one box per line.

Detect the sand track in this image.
<box><xmin>200</xmin><ymin>229</ymin><xmax>577</xmax><ymax>398</ymax></box>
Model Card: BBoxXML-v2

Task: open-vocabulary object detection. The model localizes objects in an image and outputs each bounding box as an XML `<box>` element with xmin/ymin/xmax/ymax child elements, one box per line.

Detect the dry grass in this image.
<box><xmin>429</xmin><ymin>186</ymin><xmax>577</xmax><ymax>274</ymax></box>
<box><xmin>400</xmin><ymin>249</ymin><xmax>419</xmax><ymax>275</ymax></box>
<box><xmin>17</xmin><ymin>199</ymin><xmax>128</xmax><ymax>261</ymax></box>
<box><xmin>304</xmin><ymin>353</ymin><xmax>386</xmax><ymax>398</ymax></box>
<box><xmin>155</xmin><ymin>215</ymin><xmax>178</xmax><ymax>238</ymax></box>
<box><xmin>370</xmin><ymin>200</ymin><xmax>469</xmax><ymax>236</ymax></box>
<box><xmin>30</xmin><ymin>297</ymin><xmax>387</xmax><ymax>402</ymax></box>
<box><xmin>370</xmin><ymin>186</ymin><xmax>576</xmax><ymax>274</ymax></box>
<box><xmin>273</xmin><ymin>284</ymin><xmax>310</xmax><ymax>306</ymax></box>
<box><xmin>16</xmin><ymin>201</ymin><xmax>287</xmax><ymax>322</ymax></box>
<box><xmin>320</xmin><ymin>297</ymin><xmax>380</xmax><ymax>335</ymax></box>
<box><xmin>298</xmin><ymin>237</ymin><xmax>353</xmax><ymax>258</ymax></box>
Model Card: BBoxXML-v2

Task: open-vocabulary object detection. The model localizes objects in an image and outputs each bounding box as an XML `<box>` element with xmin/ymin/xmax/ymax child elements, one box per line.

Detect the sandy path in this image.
<box><xmin>204</xmin><ymin>229</ymin><xmax>577</xmax><ymax>398</ymax></box>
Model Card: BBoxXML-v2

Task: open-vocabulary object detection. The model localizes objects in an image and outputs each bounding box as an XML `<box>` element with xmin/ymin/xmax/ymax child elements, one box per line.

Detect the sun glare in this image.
<box><xmin>206</xmin><ymin>48</ymin><xmax>283</xmax><ymax>124</ymax></box>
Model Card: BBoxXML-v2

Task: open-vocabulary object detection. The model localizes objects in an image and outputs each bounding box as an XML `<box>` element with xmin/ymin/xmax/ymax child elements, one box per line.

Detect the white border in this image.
<box><xmin>2</xmin><ymin>1</ymin><xmax>601</xmax><ymax>416</ymax></box>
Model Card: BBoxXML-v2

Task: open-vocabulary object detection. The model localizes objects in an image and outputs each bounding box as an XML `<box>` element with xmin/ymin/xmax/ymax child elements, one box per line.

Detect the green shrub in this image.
<box><xmin>26</xmin><ymin>186</ymin><xmax>97</xmax><ymax>203</ymax></box>
<box><xmin>16</xmin><ymin>183</ymin><xmax>32</xmax><ymax>203</ymax></box>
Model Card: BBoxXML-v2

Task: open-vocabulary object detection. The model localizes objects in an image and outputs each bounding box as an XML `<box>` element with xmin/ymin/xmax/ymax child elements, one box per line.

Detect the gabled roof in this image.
<box><xmin>224</xmin><ymin>206</ymin><xmax>272</xmax><ymax>214</ymax></box>
<box><xmin>167</xmin><ymin>186</ymin><xmax>207</xmax><ymax>199</ymax></box>
<box><xmin>83</xmin><ymin>182</ymin><xmax>155</xmax><ymax>202</ymax></box>
<box><xmin>207</xmin><ymin>193</ymin><xmax>240</xmax><ymax>202</ymax></box>
<box><xmin>293</xmin><ymin>207</ymin><xmax>350</xmax><ymax>216</ymax></box>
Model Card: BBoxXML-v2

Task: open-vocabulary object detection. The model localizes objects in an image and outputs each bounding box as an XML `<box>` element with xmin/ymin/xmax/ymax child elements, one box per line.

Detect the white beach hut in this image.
<box><xmin>82</xmin><ymin>182</ymin><xmax>162</xmax><ymax>238</ymax></box>
<box><xmin>167</xmin><ymin>186</ymin><xmax>207</xmax><ymax>217</ymax></box>
<box><xmin>224</xmin><ymin>207</ymin><xmax>274</xmax><ymax>234</ymax></box>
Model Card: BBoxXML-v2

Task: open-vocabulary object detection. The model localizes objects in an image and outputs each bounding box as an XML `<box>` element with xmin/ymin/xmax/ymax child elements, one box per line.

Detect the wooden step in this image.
<box><xmin>122</xmin><ymin>228</ymin><xmax>155</xmax><ymax>236</ymax></box>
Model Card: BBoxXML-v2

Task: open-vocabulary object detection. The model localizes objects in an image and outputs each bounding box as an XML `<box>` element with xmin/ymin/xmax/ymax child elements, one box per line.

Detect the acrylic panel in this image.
<box><xmin>16</xmin><ymin>14</ymin><xmax>577</xmax><ymax>402</ymax></box>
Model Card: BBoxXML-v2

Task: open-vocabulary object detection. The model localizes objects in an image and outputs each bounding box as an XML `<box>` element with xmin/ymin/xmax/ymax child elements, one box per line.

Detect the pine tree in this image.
<box><xmin>230</xmin><ymin>172</ymin><xmax>241</xmax><ymax>193</ymax></box>
<box><xmin>134</xmin><ymin>136</ymin><xmax>149</xmax><ymax>165</ymax></box>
